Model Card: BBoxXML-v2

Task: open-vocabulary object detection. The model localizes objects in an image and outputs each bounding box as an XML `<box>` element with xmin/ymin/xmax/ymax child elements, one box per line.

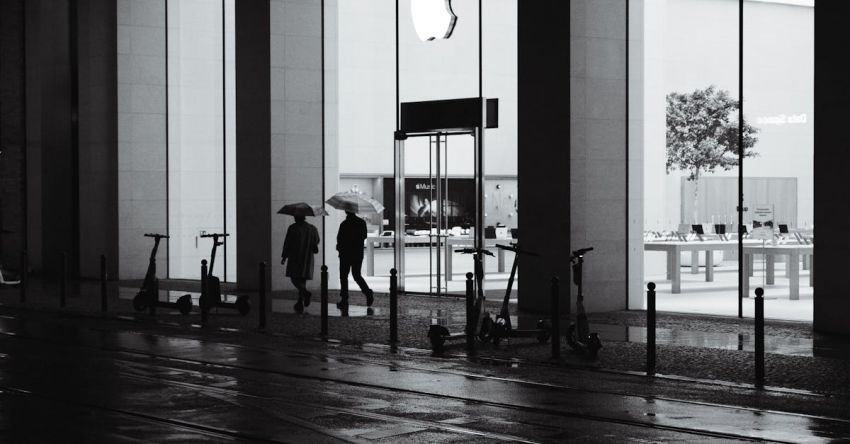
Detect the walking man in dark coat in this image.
<box><xmin>336</xmin><ymin>211</ymin><xmax>374</xmax><ymax>308</ymax></box>
<box><xmin>281</xmin><ymin>215</ymin><xmax>320</xmax><ymax>313</ymax></box>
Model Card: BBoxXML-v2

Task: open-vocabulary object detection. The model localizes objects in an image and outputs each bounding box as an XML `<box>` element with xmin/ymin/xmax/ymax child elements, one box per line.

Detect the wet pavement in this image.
<box><xmin>1</xmin><ymin>304</ymin><xmax>850</xmax><ymax>442</ymax></box>
<box><xmin>3</xmin><ymin>278</ymin><xmax>850</xmax><ymax>399</ymax></box>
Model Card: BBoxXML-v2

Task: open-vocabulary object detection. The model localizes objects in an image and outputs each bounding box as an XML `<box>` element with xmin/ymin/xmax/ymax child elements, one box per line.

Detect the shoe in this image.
<box><xmin>293</xmin><ymin>300</ymin><xmax>304</xmax><ymax>313</ymax></box>
<box><xmin>336</xmin><ymin>299</ymin><xmax>348</xmax><ymax>310</ymax></box>
<box><xmin>303</xmin><ymin>291</ymin><xmax>312</xmax><ymax>307</ymax></box>
<box><xmin>365</xmin><ymin>289</ymin><xmax>374</xmax><ymax>307</ymax></box>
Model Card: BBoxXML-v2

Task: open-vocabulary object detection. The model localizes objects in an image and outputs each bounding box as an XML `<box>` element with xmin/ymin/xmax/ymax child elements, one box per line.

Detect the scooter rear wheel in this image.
<box><xmin>176</xmin><ymin>294</ymin><xmax>193</xmax><ymax>315</ymax></box>
<box><xmin>236</xmin><ymin>296</ymin><xmax>251</xmax><ymax>316</ymax></box>
<box><xmin>133</xmin><ymin>291</ymin><xmax>148</xmax><ymax>312</ymax></box>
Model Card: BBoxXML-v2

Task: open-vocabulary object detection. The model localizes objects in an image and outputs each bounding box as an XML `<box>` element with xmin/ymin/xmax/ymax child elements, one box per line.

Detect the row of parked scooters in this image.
<box><xmin>428</xmin><ymin>244</ymin><xmax>602</xmax><ymax>359</ymax></box>
<box><xmin>132</xmin><ymin>233</ymin><xmax>250</xmax><ymax>317</ymax></box>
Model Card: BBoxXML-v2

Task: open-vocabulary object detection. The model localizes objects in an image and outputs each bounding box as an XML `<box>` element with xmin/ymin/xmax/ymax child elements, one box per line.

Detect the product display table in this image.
<box><xmin>365</xmin><ymin>235</ymin><xmax>510</xmax><ymax>278</ymax></box>
<box><xmin>644</xmin><ymin>240</ymin><xmax>762</xmax><ymax>294</ymax></box>
<box><xmin>742</xmin><ymin>243</ymin><xmax>813</xmax><ymax>300</ymax></box>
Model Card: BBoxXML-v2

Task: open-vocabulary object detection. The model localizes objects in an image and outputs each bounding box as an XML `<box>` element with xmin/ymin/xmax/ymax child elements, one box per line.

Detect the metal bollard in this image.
<box><xmin>200</xmin><ymin>260</ymin><xmax>208</xmax><ymax>325</ymax></box>
<box><xmin>100</xmin><ymin>255</ymin><xmax>107</xmax><ymax>313</ymax></box>
<box><xmin>60</xmin><ymin>252</ymin><xmax>68</xmax><ymax>308</ymax></box>
<box><xmin>551</xmin><ymin>277</ymin><xmax>561</xmax><ymax>360</ymax></box>
<box><xmin>390</xmin><ymin>268</ymin><xmax>398</xmax><ymax>344</ymax></box>
<box><xmin>320</xmin><ymin>265</ymin><xmax>328</xmax><ymax>337</ymax></box>
<box><xmin>755</xmin><ymin>287</ymin><xmax>765</xmax><ymax>387</ymax></box>
<box><xmin>647</xmin><ymin>282</ymin><xmax>657</xmax><ymax>376</ymax></box>
<box><xmin>259</xmin><ymin>262</ymin><xmax>267</xmax><ymax>330</ymax></box>
<box><xmin>20</xmin><ymin>250</ymin><xmax>27</xmax><ymax>303</ymax></box>
<box><xmin>465</xmin><ymin>272</ymin><xmax>475</xmax><ymax>352</ymax></box>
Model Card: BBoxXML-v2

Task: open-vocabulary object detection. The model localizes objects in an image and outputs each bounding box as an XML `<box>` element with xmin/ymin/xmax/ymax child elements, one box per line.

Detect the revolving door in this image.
<box><xmin>393</xmin><ymin>98</ymin><xmax>498</xmax><ymax>296</ymax></box>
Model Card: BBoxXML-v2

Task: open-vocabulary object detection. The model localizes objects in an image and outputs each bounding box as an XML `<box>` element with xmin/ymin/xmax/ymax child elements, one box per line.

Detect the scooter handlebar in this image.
<box><xmin>571</xmin><ymin>247</ymin><xmax>594</xmax><ymax>257</ymax></box>
<box><xmin>144</xmin><ymin>233</ymin><xmax>169</xmax><ymax>239</ymax></box>
<box><xmin>496</xmin><ymin>243</ymin><xmax>539</xmax><ymax>256</ymax></box>
<box><xmin>200</xmin><ymin>233</ymin><xmax>229</xmax><ymax>238</ymax></box>
<box><xmin>454</xmin><ymin>248</ymin><xmax>495</xmax><ymax>257</ymax></box>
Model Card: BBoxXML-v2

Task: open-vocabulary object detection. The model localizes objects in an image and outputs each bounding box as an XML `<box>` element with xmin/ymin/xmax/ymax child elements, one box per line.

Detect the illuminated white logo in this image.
<box><xmin>411</xmin><ymin>0</ymin><xmax>457</xmax><ymax>42</ymax></box>
<box><xmin>756</xmin><ymin>113</ymin><xmax>808</xmax><ymax>126</ymax></box>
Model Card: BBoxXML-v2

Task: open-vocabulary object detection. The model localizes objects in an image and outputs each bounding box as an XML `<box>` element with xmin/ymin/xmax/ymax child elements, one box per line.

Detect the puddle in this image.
<box><xmin>590</xmin><ymin>323</ymin><xmax>850</xmax><ymax>358</ymax></box>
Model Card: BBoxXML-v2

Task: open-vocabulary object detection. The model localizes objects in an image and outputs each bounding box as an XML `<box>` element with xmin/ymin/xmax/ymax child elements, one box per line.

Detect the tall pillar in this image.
<box><xmin>518</xmin><ymin>0</ymin><xmax>628</xmax><ymax>313</ymax></box>
<box><xmin>269</xmin><ymin>0</ymin><xmax>339</xmax><ymax>292</ymax></box>
<box><xmin>813</xmin><ymin>2</ymin><xmax>850</xmax><ymax>334</ymax></box>
<box><xmin>235</xmin><ymin>0</ymin><xmax>272</xmax><ymax>290</ymax></box>
<box><xmin>77</xmin><ymin>0</ymin><xmax>118</xmax><ymax>278</ymax></box>
<box><xmin>517</xmin><ymin>0</ymin><xmax>571</xmax><ymax>313</ymax></box>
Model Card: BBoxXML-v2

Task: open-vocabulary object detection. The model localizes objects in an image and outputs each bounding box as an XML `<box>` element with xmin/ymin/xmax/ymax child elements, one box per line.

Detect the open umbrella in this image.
<box><xmin>326</xmin><ymin>192</ymin><xmax>385</xmax><ymax>215</ymax></box>
<box><xmin>277</xmin><ymin>202</ymin><xmax>329</xmax><ymax>217</ymax></box>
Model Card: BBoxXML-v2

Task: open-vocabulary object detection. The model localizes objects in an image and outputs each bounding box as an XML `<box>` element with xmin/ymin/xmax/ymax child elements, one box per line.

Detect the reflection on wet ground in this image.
<box><xmin>423</xmin><ymin>307</ymin><xmax>850</xmax><ymax>359</ymax></box>
<box><xmin>115</xmin><ymin>287</ymin><xmax>850</xmax><ymax>359</ymax></box>
<box><xmin>117</xmin><ymin>287</ymin><xmax>380</xmax><ymax>317</ymax></box>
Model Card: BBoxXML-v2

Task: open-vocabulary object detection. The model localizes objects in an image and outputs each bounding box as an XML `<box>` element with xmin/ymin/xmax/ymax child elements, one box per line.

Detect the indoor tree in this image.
<box><xmin>666</xmin><ymin>86</ymin><xmax>759</xmax><ymax>224</ymax></box>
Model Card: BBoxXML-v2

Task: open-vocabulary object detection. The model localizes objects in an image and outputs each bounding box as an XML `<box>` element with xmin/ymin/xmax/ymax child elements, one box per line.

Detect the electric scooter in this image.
<box><xmin>427</xmin><ymin>247</ymin><xmax>492</xmax><ymax>352</ymax></box>
<box><xmin>199</xmin><ymin>233</ymin><xmax>250</xmax><ymax>316</ymax></box>
<box><xmin>132</xmin><ymin>234</ymin><xmax>192</xmax><ymax>315</ymax></box>
<box><xmin>566</xmin><ymin>247</ymin><xmax>602</xmax><ymax>358</ymax></box>
<box><xmin>479</xmin><ymin>243</ymin><xmax>550</xmax><ymax>346</ymax></box>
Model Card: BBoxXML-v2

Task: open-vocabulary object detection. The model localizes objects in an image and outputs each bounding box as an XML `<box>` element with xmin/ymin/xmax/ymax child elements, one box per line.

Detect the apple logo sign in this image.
<box><xmin>410</xmin><ymin>0</ymin><xmax>457</xmax><ymax>41</ymax></box>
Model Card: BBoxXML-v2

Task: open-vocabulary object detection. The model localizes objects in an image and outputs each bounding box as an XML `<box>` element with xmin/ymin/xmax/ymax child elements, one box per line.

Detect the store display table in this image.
<box><xmin>644</xmin><ymin>240</ymin><xmax>761</xmax><ymax>294</ymax></box>
<box><xmin>743</xmin><ymin>244</ymin><xmax>813</xmax><ymax>300</ymax></box>
<box><xmin>365</xmin><ymin>235</ymin><xmax>510</xmax><ymax>278</ymax></box>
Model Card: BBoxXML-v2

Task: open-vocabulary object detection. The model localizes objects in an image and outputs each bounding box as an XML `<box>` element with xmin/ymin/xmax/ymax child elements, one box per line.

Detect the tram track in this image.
<box><xmin>0</xmin><ymin>321</ymin><xmax>826</xmax><ymax>443</ymax></box>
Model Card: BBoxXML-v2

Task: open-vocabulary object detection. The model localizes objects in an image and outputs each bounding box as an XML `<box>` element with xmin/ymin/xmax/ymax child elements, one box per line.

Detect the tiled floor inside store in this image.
<box><xmin>645</xmin><ymin>257</ymin><xmax>813</xmax><ymax>322</ymax></box>
<box><xmin>359</xmin><ymin>247</ymin><xmax>814</xmax><ymax>322</ymax></box>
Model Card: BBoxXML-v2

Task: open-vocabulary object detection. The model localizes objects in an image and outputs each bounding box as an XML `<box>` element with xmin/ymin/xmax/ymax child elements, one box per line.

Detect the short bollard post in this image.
<box><xmin>551</xmin><ymin>277</ymin><xmax>561</xmax><ymax>360</ymax></box>
<box><xmin>755</xmin><ymin>287</ymin><xmax>765</xmax><ymax>388</ymax></box>
<box><xmin>465</xmin><ymin>272</ymin><xmax>475</xmax><ymax>352</ymax></box>
<box><xmin>200</xmin><ymin>260</ymin><xmax>209</xmax><ymax>325</ymax></box>
<box><xmin>20</xmin><ymin>250</ymin><xmax>28</xmax><ymax>303</ymax></box>
<box><xmin>389</xmin><ymin>268</ymin><xmax>398</xmax><ymax>344</ymax></box>
<box><xmin>259</xmin><ymin>262</ymin><xmax>267</xmax><ymax>330</ymax></box>
<box><xmin>320</xmin><ymin>265</ymin><xmax>328</xmax><ymax>338</ymax></box>
<box><xmin>100</xmin><ymin>255</ymin><xmax>107</xmax><ymax>313</ymax></box>
<box><xmin>60</xmin><ymin>252</ymin><xmax>68</xmax><ymax>308</ymax></box>
<box><xmin>647</xmin><ymin>282</ymin><xmax>657</xmax><ymax>376</ymax></box>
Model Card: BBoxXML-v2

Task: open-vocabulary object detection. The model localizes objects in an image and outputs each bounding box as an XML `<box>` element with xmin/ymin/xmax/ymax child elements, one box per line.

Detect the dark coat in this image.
<box><xmin>336</xmin><ymin>213</ymin><xmax>367</xmax><ymax>259</ymax></box>
<box><xmin>281</xmin><ymin>221</ymin><xmax>320</xmax><ymax>279</ymax></box>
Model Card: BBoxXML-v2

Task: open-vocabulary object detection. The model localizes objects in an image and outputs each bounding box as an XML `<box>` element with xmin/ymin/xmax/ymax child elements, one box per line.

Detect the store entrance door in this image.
<box><xmin>399</xmin><ymin>133</ymin><xmax>474</xmax><ymax>296</ymax></box>
<box><xmin>392</xmin><ymin>98</ymin><xmax>498</xmax><ymax>297</ymax></box>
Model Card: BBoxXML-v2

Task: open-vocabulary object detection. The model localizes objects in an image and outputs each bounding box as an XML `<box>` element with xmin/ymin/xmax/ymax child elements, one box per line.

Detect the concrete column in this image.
<box><xmin>813</xmin><ymin>2</ymin><xmax>850</xmax><ymax>334</ymax></box>
<box><xmin>269</xmin><ymin>0</ymin><xmax>339</xmax><ymax>292</ymax></box>
<box><xmin>33</xmin><ymin>0</ymin><xmax>78</xmax><ymax>276</ymax></box>
<box><xmin>517</xmin><ymin>0</ymin><xmax>571</xmax><ymax>313</ymax></box>
<box><xmin>569</xmin><ymin>0</ymin><xmax>628</xmax><ymax>313</ymax></box>
<box><xmin>235</xmin><ymin>0</ymin><xmax>272</xmax><ymax>290</ymax></box>
<box><xmin>0</xmin><ymin>0</ymin><xmax>27</xmax><ymax>267</ymax></box>
<box><xmin>116</xmin><ymin>0</ymin><xmax>168</xmax><ymax>279</ymax></box>
<box><xmin>77</xmin><ymin>0</ymin><xmax>118</xmax><ymax>279</ymax></box>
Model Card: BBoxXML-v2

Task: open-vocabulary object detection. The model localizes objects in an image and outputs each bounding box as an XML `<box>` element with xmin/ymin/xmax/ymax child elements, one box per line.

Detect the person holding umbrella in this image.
<box><xmin>279</xmin><ymin>203</ymin><xmax>325</xmax><ymax>313</ymax></box>
<box><xmin>326</xmin><ymin>191</ymin><xmax>384</xmax><ymax>309</ymax></box>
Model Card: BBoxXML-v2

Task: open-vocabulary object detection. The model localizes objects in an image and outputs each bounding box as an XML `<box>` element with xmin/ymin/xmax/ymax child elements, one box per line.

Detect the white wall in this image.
<box><xmin>335</xmin><ymin>0</ymin><xmax>517</xmax><ymax>177</ymax></box>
